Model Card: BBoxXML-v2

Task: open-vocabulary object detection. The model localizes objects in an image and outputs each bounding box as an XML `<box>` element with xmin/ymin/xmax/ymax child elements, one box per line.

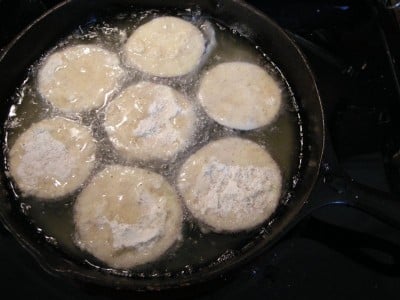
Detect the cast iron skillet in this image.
<box><xmin>0</xmin><ymin>0</ymin><xmax>399</xmax><ymax>291</ymax></box>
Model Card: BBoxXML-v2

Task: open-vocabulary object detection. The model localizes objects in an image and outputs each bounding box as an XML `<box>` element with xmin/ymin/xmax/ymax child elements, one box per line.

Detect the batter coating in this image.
<box><xmin>104</xmin><ymin>81</ymin><xmax>197</xmax><ymax>161</ymax></box>
<box><xmin>198</xmin><ymin>62</ymin><xmax>282</xmax><ymax>130</ymax></box>
<box><xmin>123</xmin><ymin>16</ymin><xmax>205</xmax><ymax>77</ymax></box>
<box><xmin>8</xmin><ymin>117</ymin><xmax>96</xmax><ymax>200</ymax></box>
<box><xmin>74</xmin><ymin>165</ymin><xmax>183</xmax><ymax>269</ymax></box>
<box><xmin>177</xmin><ymin>137</ymin><xmax>282</xmax><ymax>232</ymax></box>
<box><xmin>38</xmin><ymin>44</ymin><xmax>125</xmax><ymax>113</ymax></box>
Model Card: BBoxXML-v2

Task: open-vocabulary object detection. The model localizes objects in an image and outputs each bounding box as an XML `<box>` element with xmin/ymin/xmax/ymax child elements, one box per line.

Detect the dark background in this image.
<box><xmin>1</xmin><ymin>0</ymin><xmax>400</xmax><ymax>299</ymax></box>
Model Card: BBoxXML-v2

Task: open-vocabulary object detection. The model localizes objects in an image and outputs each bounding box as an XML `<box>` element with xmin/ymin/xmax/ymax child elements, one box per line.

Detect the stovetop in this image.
<box><xmin>1</xmin><ymin>0</ymin><xmax>400</xmax><ymax>299</ymax></box>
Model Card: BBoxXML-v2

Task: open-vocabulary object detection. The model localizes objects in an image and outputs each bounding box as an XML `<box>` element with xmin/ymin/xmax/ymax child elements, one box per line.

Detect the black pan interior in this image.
<box><xmin>0</xmin><ymin>0</ymin><xmax>324</xmax><ymax>290</ymax></box>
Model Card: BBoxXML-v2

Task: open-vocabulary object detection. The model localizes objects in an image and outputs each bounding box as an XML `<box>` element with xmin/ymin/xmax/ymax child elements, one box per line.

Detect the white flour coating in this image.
<box><xmin>16</xmin><ymin>129</ymin><xmax>74</xmax><ymax>187</ymax></box>
<box><xmin>198</xmin><ymin>62</ymin><xmax>282</xmax><ymax>130</ymax></box>
<box><xmin>123</xmin><ymin>16</ymin><xmax>205</xmax><ymax>77</ymax></box>
<box><xmin>98</xmin><ymin>194</ymin><xmax>167</xmax><ymax>249</ymax></box>
<box><xmin>193</xmin><ymin>159</ymin><xmax>275</xmax><ymax>217</ymax></box>
<box><xmin>8</xmin><ymin>117</ymin><xmax>97</xmax><ymax>200</ymax></box>
<box><xmin>178</xmin><ymin>137</ymin><xmax>282</xmax><ymax>232</ymax></box>
<box><xmin>104</xmin><ymin>81</ymin><xmax>197</xmax><ymax>161</ymax></box>
<box><xmin>73</xmin><ymin>165</ymin><xmax>183</xmax><ymax>269</ymax></box>
<box><xmin>38</xmin><ymin>44</ymin><xmax>125</xmax><ymax>113</ymax></box>
<box><xmin>132</xmin><ymin>90</ymin><xmax>182</xmax><ymax>144</ymax></box>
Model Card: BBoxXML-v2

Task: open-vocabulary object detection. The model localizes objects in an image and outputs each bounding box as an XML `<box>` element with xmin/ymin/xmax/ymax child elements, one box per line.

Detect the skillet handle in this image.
<box><xmin>323</xmin><ymin>174</ymin><xmax>400</xmax><ymax>229</ymax></box>
<box><xmin>299</xmin><ymin>217</ymin><xmax>400</xmax><ymax>276</ymax></box>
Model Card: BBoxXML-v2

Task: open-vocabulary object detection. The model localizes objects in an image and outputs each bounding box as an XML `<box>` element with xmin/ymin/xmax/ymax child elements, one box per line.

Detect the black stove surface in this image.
<box><xmin>1</xmin><ymin>0</ymin><xmax>400</xmax><ymax>299</ymax></box>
